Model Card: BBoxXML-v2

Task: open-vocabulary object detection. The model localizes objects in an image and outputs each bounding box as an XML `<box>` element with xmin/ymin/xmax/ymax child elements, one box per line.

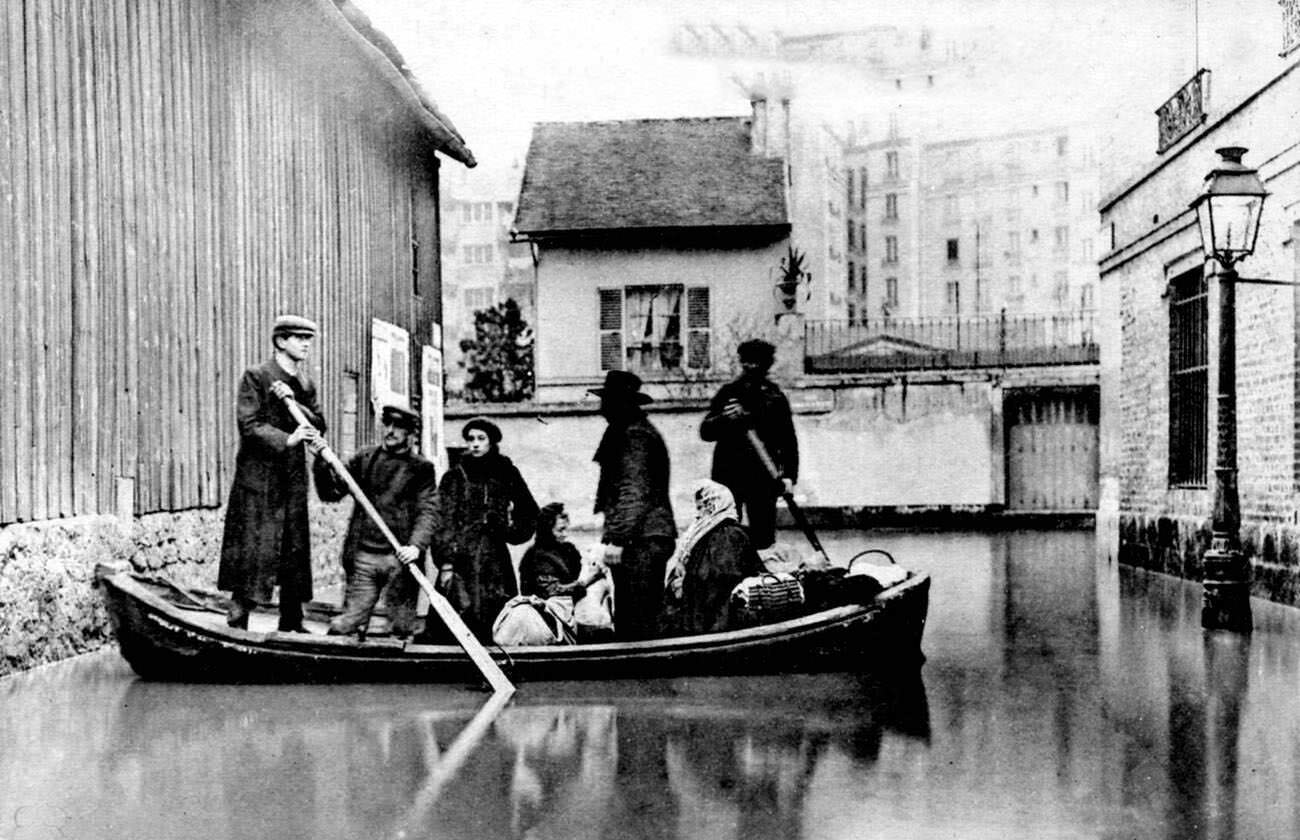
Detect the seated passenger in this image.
<box><xmin>661</xmin><ymin>480</ymin><xmax>765</xmax><ymax>636</ymax></box>
<box><xmin>519</xmin><ymin>502</ymin><xmax>603</xmax><ymax>600</ymax></box>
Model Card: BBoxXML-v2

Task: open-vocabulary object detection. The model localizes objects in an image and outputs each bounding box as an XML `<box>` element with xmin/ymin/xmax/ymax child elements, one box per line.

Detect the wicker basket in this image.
<box><xmin>730</xmin><ymin>572</ymin><xmax>806</xmax><ymax>627</ymax></box>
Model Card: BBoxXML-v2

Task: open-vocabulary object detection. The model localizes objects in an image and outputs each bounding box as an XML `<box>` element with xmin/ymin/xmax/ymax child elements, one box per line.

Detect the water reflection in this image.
<box><xmin>5</xmin><ymin>530</ymin><xmax>1300</xmax><ymax>838</ymax></box>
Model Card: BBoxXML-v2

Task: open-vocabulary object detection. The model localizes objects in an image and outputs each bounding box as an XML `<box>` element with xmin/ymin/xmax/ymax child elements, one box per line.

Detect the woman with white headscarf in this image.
<box><xmin>660</xmin><ymin>480</ymin><xmax>765</xmax><ymax>636</ymax></box>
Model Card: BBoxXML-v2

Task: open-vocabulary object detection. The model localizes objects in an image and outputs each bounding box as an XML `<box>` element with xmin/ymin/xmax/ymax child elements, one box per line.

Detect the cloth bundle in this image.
<box><xmin>491</xmin><ymin>595</ymin><xmax>577</xmax><ymax>646</ymax></box>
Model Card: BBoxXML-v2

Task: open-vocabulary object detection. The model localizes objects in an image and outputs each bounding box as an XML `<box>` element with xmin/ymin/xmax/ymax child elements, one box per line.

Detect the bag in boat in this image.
<box><xmin>806</xmin><ymin>553</ymin><xmax>909</xmax><ymax>611</ymax></box>
<box><xmin>729</xmin><ymin>572</ymin><xmax>805</xmax><ymax>628</ymax></box>
<box><xmin>492</xmin><ymin>595</ymin><xmax>577</xmax><ymax>646</ymax></box>
<box><xmin>794</xmin><ymin>566</ymin><xmax>852</xmax><ymax>610</ymax></box>
<box><xmin>846</xmin><ymin>550</ymin><xmax>908</xmax><ymax>585</ymax></box>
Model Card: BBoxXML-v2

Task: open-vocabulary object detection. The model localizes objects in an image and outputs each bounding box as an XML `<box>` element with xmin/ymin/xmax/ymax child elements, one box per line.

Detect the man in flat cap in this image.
<box><xmin>314</xmin><ymin>403</ymin><xmax>439</xmax><ymax>638</ymax></box>
<box><xmin>590</xmin><ymin>370</ymin><xmax>677</xmax><ymax>640</ymax></box>
<box><xmin>218</xmin><ymin>315</ymin><xmax>327</xmax><ymax>632</ymax></box>
<box><xmin>700</xmin><ymin>339</ymin><xmax>799</xmax><ymax>551</ymax></box>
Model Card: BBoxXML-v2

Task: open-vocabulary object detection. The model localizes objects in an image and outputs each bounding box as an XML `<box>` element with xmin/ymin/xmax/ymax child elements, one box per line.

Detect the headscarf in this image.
<box><xmin>663</xmin><ymin>480</ymin><xmax>738</xmax><ymax>599</ymax></box>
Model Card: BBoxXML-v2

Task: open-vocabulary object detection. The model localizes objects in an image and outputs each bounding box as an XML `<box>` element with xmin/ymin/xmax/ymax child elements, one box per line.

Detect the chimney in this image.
<box><xmin>773</xmin><ymin>98</ymin><xmax>791</xmax><ymax>161</ymax></box>
<box><xmin>750</xmin><ymin>97</ymin><xmax>768</xmax><ymax>156</ymax></box>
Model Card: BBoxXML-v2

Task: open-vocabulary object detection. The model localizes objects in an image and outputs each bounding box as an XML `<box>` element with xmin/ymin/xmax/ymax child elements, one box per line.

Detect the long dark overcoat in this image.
<box><xmin>218</xmin><ymin>359</ymin><xmax>326</xmax><ymax>603</ymax></box>
<box><xmin>593</xmin><ymin>412</ymin><xmax>677</xmax><ymax>546</ymax></box>
<box><xmin>436</xmin><ymin>452</ymin><xmax>538</xmax><ymax>637</ymax></box>
<box><xmin>594</xmin><ymin>411</ymin><xmax>677</xmax><ymax>638</ymax></box>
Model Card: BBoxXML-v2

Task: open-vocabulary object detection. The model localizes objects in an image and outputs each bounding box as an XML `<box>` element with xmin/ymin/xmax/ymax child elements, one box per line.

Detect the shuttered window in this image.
<box><xmin>598</xmin><ymin>288</ymin><xmax>624</xmax><ymax>371</ymax></box>
<box><xmin>597</xmin><ymin>285</ymin><xmax>709</xmax><ymax>373</ymax></box>
<box><xmin>686</xmin><ymin>286</ymin><xmax>710</xmax><ymax>370</ymax></box>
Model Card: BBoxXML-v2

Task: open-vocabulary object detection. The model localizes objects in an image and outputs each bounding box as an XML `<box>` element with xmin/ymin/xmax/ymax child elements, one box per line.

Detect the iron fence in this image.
<box><xmin>804</xmin><ymin>309</ymin><xmax>1099</xmax><ymax>373</ymax></box>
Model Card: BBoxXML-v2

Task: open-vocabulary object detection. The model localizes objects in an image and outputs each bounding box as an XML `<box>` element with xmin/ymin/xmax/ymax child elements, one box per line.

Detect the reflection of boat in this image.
<box><xmin>98</xmin><ymin>673</ymin><xmax>930</xmax><ymax>839</ymax></box>
<box><xmin>95</xmin><ymin>563</ymin><xmax>929</xmax><ymax>684</ymax></box>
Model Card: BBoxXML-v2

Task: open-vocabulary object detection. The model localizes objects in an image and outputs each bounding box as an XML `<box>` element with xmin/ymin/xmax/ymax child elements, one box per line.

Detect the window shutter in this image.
<box><xmin>686</xmin><ymin>286</ymin><xmax>710</xmax><ymax>370</ymax></box>
<box><xmin>598</xmin><ymin>288</ymin><xmax>624</xmax><ymax>371</ymax></box>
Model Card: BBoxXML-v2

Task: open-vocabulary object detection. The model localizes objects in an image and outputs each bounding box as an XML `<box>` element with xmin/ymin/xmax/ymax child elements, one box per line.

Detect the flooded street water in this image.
<box><xmin>4</xmin><ymin>528</ymin><xmax>1300</xmax><ymax>840</ymax></box>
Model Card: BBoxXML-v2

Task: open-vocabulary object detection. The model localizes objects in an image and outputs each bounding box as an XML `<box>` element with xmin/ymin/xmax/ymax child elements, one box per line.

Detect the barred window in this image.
<box><xmin>1169</xmin><ymin>268</ymin><xmax>1208</xmax><ymax>487</ymax></box>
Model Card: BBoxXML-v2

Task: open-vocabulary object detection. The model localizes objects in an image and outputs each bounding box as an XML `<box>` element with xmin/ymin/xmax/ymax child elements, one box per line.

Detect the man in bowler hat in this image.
<box><xmin>218</xmin><ymin>314</ymin><xmax>326</xmax><ymax>632</ymax></box>
<box><xmin>700</xmin><ymin>339</ymin><xmax>798</xmax><ymax>550</ymax></box>
<box><xmin>590</xmin><ymin>370</ymin><xmax>677</xmax><ymax>640</ymax></box>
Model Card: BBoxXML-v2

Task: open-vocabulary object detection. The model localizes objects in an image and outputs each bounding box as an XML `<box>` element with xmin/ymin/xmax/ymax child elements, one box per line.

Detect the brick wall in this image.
<box><xmin>1100</xmin><ymin>59</ymin><xmax>1300</xmax><ymax>607</ymax></box>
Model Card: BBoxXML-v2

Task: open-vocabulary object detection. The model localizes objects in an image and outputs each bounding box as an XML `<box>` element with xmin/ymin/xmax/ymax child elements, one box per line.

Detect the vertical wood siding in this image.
<box><xmin>0</xmin><ymin>0</ymin><xmax>444</xmax><ymax>524</ymax></box>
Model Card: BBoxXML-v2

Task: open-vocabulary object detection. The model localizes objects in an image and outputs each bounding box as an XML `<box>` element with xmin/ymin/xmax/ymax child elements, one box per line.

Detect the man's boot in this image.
<box><xmin>226</xmin><ymin>597</ymin><xmax>252</xmax><ymax>630</ymax></box>
<box><xmin>277</xmin><ymin>599</ymin><xmax>307</xmax><ymax>633</ymax></box>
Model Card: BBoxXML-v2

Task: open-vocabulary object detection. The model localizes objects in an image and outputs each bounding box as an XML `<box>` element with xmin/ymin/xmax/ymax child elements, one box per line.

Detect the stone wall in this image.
<box><xmin>448</xmin><ymin>374</ymin><xmax>1008</xmax><ymax>532</ymax></box>
<box><xmin>0</xmin><ymin>496</ymin><xmax>351</xmax><ymax>677</ymax></box>
<box><xmin>1118</xmin><ymin>512</ymin><xmax>1300</xmax><ymax>608</ymax></box>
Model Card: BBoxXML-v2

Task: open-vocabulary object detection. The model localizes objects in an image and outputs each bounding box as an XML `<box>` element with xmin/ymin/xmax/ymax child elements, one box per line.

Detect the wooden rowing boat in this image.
<box><xmin>95</xmin><ymin>562</ymin><xmax>929</xmax><ymax>685</ymax></box>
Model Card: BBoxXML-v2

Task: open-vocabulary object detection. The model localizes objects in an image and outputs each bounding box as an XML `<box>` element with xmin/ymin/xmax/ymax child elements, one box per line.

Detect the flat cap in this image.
<box><xmin>272</xmin><ymin>314</ymin><xmax>319</xmax><ymax>337</ymax></box>
<box><xmin>737</xmin><ymin>338</ymin><xmax>776</xmax><ymax>364</ymax></box>
<box><xmin>380</xmin><ymin>404</ymin><xmax>421</xmax><ymax>430</ymax></box>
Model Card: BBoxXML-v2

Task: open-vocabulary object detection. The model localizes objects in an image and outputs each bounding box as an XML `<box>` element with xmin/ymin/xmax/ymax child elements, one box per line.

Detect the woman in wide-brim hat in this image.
<box><xmin>433</xmin><ymin>416</ymin><xmax>539</xmax><ymax>640</ymax></box>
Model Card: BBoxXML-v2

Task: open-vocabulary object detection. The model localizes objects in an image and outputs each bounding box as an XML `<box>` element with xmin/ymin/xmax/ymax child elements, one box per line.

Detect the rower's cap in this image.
<box><xmin>272</xmin><ymin>314</ymin><xmax>319</xmax><ymax>338</ymax></box>
<box><xmin>380</xmin><ymin>404</ymin><xmax>421</xmax><ymax>431</ymax></box>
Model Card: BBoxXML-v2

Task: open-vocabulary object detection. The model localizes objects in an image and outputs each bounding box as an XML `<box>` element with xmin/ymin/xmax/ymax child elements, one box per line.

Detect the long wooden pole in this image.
<box><xmin>744</xmin><ymin>429</ymin><xmax>831</xmax><ymax>565</ymax></box>
<box><xmin>394</xmin><ymin>687</ymin><xmax>515</xmax><ymax>837</ymax></box>
<box><xmin>280</xmin><ymin>394</ymin><xmax>515</xmax><ymax>694</ymax></box>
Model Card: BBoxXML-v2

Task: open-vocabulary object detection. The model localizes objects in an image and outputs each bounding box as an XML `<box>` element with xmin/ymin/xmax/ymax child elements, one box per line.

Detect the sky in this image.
<box><xmin>355</xmin><ymin>0</ymin><xmax>1292</xmax><ymax>186</ymax></box>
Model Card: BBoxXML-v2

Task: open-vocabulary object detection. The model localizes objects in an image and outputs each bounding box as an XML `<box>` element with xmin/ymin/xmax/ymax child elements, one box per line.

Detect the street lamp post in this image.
<box><xmin>1188</xmin><ymin>146</ymin><xmax>1268</xmax><ymax>632</ymax></box>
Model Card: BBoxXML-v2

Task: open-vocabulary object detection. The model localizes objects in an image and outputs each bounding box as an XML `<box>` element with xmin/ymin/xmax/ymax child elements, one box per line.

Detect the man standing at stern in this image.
<box><xmin>314</xmin><ymin>404</ymin><xmax>439</xmax><ymax>639</ymax></box>
<box><xmin>218</xmin><ymin>315</ymin><xmax>326</xmax><ymax>633</ymax></box>
<box><xmin>700</xmin><ymin>339</ymin><xmax>799</xmax><ymax>551</ymax></box>
<box><xmin>591</xmin><ymin>371</ymin><xmax>677</xmax><ymax>641</ymax></box>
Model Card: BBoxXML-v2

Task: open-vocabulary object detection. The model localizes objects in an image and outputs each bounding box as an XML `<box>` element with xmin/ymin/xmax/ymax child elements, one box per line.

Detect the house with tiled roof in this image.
<box><xmin>512</xmin><ymin>113</ymin><xmax>793</xmax><ymax>401</ymax></box>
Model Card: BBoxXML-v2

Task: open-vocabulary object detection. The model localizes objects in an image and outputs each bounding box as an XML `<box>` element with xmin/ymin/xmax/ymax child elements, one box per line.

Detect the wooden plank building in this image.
<box><xmin>0</xmin><ymin>0</ymin><xmax>473</xmax><ymax>525</ymax></box>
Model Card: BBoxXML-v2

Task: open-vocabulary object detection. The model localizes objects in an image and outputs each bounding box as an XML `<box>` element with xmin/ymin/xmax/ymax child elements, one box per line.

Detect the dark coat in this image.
<box><xmin>593</xmin><ymin>412</ymin><xmax>677</xmax><ymax>546</ymax></box>
<box><xmin>314</xmin><ymin>445</ymin><xmax>440</xmax><ymax>576</ymax></box>
<box><xmin>218</xmin><ymin>359</ymin><xmax>326</xmax><ymax>603</ymax></box>
<box><xmin>435</xmin><ymin>452</ymin><xmax>538</xmax><ymax>636</ymax></box>
<box><xmin>664</xmin><ymin>520</ymin><xmax>764</xmax><ymax>636</ymax></box>
<box><xmin>593</xmin><ymin>411</ymin><xmax>678</xmax><ymax>639</ymax></box>
<box><xmin>700</xmin><ymin>376</ymin><xmax>799</xmax><ymax>490</ymax></box>
<box><xmin>519</xmin><ymin>540</ymin><xmax>586</xmax><ymax>600</ymax></box>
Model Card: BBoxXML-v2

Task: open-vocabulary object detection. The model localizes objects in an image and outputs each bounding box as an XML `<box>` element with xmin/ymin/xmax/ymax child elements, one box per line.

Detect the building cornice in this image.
<box><xmin>1099</xmin><ymin>56</ymin><xmax>1300</xmax><ymax>214</ymax></box>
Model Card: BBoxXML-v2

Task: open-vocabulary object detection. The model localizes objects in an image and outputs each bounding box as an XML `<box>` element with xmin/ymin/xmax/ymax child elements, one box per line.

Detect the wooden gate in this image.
<box><xmin>1004</xmin><ymin>388</ymin><xmax>1099</xmax><ymax>511</ymax></box>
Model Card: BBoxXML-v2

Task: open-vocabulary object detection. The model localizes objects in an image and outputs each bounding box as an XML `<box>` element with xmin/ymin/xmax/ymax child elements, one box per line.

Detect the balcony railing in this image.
<box><xmin>805</xmin><ymin>309</ymin><xmax>1099</xmax><ymax>373</ymax></box>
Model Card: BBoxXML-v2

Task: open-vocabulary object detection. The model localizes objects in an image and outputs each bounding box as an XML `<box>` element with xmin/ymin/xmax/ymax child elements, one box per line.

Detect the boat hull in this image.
<box><xmin>97</xmin><ymin>566</ymin><xmax>929</xmax><ymax>685</ymax></box>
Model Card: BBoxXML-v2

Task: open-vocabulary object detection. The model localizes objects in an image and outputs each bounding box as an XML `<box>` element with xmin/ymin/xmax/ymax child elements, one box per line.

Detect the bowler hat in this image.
<box><xmin>272</xmin><ymin>314</ymin><xmax>319</xmax><ymax>338</ymax></box>
<box><xmin>587</xmin><ymin>370</ymin><xmax>652</xmax><ymax>404</ymax></box>
<box><xmin>380</xmin><ymin>404</ymin><xmax>421</xmax><ymax>431</ymax></box>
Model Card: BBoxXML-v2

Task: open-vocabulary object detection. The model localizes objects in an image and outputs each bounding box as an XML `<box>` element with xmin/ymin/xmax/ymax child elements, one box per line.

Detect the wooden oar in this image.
<box><xmin>280</xmin><ymin>394</ymin><xmax>515</xmax><ymax>695</ymax></box>
<box><xmin>744</xmin><ymin>429</ymin><xmax>832</xmax><ymax>565</ymax></box>
<box><xmin>394</xmin><ymin>688</ymin><xmax>515</xmax><ymax>837</ymax></box>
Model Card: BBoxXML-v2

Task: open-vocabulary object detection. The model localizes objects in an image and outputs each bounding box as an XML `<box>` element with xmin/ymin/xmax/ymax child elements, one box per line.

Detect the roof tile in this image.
<box><xmin>514</xmin><ymin>117</ymin><xmax>788</xmax><ymax>235</ymax></box>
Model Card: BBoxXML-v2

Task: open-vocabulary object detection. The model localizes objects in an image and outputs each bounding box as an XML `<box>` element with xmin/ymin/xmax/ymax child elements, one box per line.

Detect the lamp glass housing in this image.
<box><xmin>1190</xmin><ymin>147</ymin><xmax>1268</xmax><ymax>266</ymax></box>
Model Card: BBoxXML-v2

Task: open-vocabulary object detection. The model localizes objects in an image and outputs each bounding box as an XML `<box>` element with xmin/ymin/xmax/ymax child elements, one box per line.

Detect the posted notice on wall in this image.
<box><xmin>370</xmin><ymin>318</ymin><xmax>410</xmax><ymax>420</ymax></box>
<box><xmin>421</xmin><ymin>343</ymin><xmax>446</xmax><ymax>476</ymax></box>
